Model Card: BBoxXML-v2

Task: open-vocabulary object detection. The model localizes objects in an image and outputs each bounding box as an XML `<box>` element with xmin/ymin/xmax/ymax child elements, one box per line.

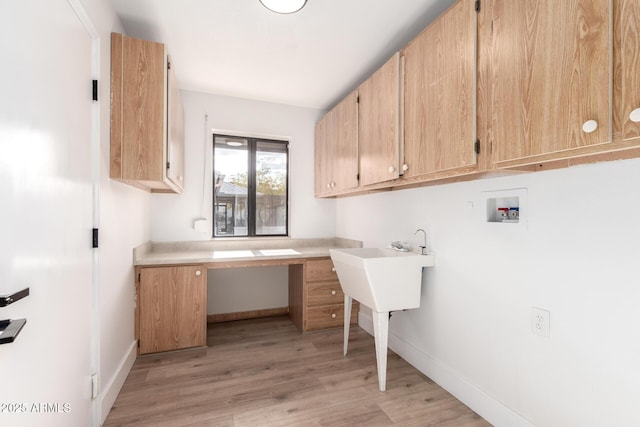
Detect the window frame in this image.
<box><xmin>212</xmin><ymin>132</ymin><xmax>290</xmax><ymax>238</ymax></box>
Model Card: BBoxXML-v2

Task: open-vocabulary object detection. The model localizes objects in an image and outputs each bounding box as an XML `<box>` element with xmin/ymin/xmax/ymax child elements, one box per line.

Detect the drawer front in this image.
<box><xmin>305</xmin><ymin>302</ymin><xmax>358</xmax><ymax>331</ymax></box>
<box><xmin>306</xmin><ymin>258</ymin><xmax>338</xmax><ymax>282</ymax></box>
<box><xmin>307</xmin><ymin>281</ymin><xmax>344</xmax><ymax>307</ymax></box>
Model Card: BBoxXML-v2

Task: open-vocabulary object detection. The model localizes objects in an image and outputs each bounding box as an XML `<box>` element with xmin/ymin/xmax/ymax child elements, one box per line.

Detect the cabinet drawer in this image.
<box><xmin>306</xmin><ymin>258</ymin><xmax>338</xmax><ymax>282</ymax></box>
<box><xmin>305</xmin><ymin>304</ymin><xmax>344</xmax><ymax>331</ymax></box>
<box><xmin>307</xmin><ymin>281</ymin><xmax>344</xmax><ymax>307</ymax></box>
<box><xmin>305</xmin><ymin>303</ymin><xmax>358</xmax><ymax>331</ymax></box>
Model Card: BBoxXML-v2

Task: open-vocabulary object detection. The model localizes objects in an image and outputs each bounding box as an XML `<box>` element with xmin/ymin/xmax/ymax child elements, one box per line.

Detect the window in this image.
<box><xmin>213</xmin><ymin>134</ymin><xmax>289</xmax><ymax>237</ymax></box>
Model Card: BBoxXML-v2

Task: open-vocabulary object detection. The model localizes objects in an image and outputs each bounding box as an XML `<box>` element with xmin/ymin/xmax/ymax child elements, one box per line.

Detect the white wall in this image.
<box><xmin>149</xmin><ymin>90</ymin><xmax>334</xmax><ymax>241</ymax></box>
<box><xmin>78</xmin><ymin>0</ymin><xmax>150</xmax><ymax>422</ymax></box>
<box><xmin>336</xmin><ymin>158</ymin><xmax>640</xmax><ymax>426</ymax></box>
<box><xmin>208</xmin><ymin>266</ymin><xmax>288</xmax><ymax>314</ymax></box>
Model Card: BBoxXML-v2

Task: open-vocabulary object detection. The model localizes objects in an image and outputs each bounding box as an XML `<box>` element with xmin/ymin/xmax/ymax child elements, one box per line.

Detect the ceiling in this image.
<box><xmin>109</xmin><ymin>0</ymin><xmax>457</xmax><ymax>110</ymax></box>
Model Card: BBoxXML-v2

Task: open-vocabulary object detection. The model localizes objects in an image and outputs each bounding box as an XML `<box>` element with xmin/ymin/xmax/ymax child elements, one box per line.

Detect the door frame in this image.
<box><xmin>65</xmin><ymin>1</ymin><xmax>101</xmax><ymax>425</ymax></box>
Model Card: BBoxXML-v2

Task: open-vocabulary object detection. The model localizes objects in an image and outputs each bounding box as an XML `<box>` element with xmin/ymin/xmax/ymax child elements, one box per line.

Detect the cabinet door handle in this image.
<box><xmin>582</xmin><ymin>119</ymin><xmax>598</xmax><ymax>133</ymax></box>
<box><xmin>331</xmin><ymin>267</ymin><xmax>336</xmax><ymax>272</ymax></box>
<box><xmin>195</xmin><ymin>270</ymin><xmax>202</xmax><ymax>276</ymax></box>
<box><xmin>0</xmin><ymin>288</ymin><xmax>29</xmax><ymax>307</ymax></box>
<box><xmin>331</xmin><ymin>313</ymin><xmax>337</xmax><ymax>319</ymax></box>
<box><xmin>402</xmin><ymin>164</ymin><xmax>409</xmax><ymax>172</ymax></box>
<box><xmin>388</xmin><ymin>166</ymin><xmax>395</xmax><ymax>173</ymax></box>
<box><xmin>331</xmin><ymin>290</ymin><xmax>337</xmax><ymax>296</ymax></box>
<box><xmin>630</xmin><ymin>108</ymin><xmax>640</xmax><ymax>123</ymax></box>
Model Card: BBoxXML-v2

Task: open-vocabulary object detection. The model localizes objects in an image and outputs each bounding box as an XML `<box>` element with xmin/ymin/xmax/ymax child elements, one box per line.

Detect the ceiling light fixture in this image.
<box><xmin>259</xmin><ymin>0</ymin><xmax>307</xmax><ymax>14</ymax></box>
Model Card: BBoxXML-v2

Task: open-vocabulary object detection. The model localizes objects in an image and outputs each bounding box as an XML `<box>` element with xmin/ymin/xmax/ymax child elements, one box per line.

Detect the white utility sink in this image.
<box><xmin>330</xmin><ymin>247</ymin><xmax>435</xmax><ymax>392</ymax></box>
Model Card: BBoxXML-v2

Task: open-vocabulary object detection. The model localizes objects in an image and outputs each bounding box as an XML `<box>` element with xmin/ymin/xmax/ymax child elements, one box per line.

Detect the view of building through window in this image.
<box><xmin>213</xmin><ymin>135</ymin><xmax>288</xmax><ymax>237</ymax></box>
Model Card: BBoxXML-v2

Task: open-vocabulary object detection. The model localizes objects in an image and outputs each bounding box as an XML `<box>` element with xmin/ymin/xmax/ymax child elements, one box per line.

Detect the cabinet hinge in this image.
<box><xmin>166</xmin><ymin>161</ymin><xmax>170</xmax><ymax>170</ymax></box>
<box><xmin>137</xmin><ymin>340</ymin><xmax>140</xmax><ymax>348</ymax></box>
<box><xmin>475</xmin><ymin>0</ymin><xmax>480</xmax><ymax>12</ymax></box>
<box><xmin>474</xmin><ymin>139</ymin><xmax>481</xmax><ymax>154</ymax></box>
<box><xmin>167</xmin><ymin>61</ymin><xmax>171</xmax><ymax>70</ymax></box>
<box><xmin>92</xmin><ymin>228</ymin><xmax>99</xmax><ymax>248</ymax></box>
<box><xmin>356</xmin><ymin>95</ymin><xmax>360</xmax><ymax>104</ymax></box>
<box><xmin>137</xmin><ymin>272</ymin><xmax>141</xmax><ymax>282</ymax></box>
<box><xmin>92</xmin><ymin>80</ymin><xmax>98</xmax><ymax>101</ymax></box>
<box><xmin>356</xmin><ymin>173</ymin><xmax>360</xmax><ymax>181</ymax></box>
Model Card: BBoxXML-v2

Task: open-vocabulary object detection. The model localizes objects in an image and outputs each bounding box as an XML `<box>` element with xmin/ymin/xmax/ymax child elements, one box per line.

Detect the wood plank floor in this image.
<box><xmin>104</xmin><ymin>316</ymin><xmax>490</xmax><ymax>426</ymax></box>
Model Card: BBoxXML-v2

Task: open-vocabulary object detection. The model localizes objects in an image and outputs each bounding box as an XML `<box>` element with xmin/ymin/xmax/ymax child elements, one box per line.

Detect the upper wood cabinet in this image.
<box><xmin>402</xmin><ymin>0</ymin><xmax>477</xmax><ymax>178</ymax></box>
<box><xmin>110</xmin><ymin>32</ymin><xmax>185</xmax><ymax>193</ymax></box>
<box><xmin>613</xmin><ymin>0</ymin><xmax>640</xmax><ymax>142</ymax></box>
<box><xmin>358</xmin><ymin>53</ymin><xmax>401</xmax><ymax>186</ymax></box>
<box><xmin>314</xmin><ymin>92</ymin><xmax>358</xmax><ymax>197</ymax></box>
<box><xmin>313</xmin><ymin>0</ymin><xmax>640</xmax><ymax>198</ymax></box>
<box><xmin>486</xmin><ymin>0</ymin><xmax>611</xmax><ymax>168</ymax></box>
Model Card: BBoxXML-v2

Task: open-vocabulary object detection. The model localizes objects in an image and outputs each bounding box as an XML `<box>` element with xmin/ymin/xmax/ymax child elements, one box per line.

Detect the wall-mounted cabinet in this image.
<box><xmin>314</xmin><ymin>91</ymin><xmax>358</xmax><ymax>197</ymax></box>
<box><xmin>313</xmin><ymin>0</ymin><xmax>640</xmax><ymax>199</ymax></box>
<box><xmin>402</xmin><ymin>0</ymin><xmax>477</xmax><ymax>178</ymax></box>
<box><xmin>110</xmin><ymin>32</ymin><xmax>184</xmax><ymax>193</ymax></box>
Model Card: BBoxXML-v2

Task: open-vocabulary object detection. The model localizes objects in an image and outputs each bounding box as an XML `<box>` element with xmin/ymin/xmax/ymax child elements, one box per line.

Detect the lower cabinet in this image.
<box><xmin>289</xmin><ymin>257</ymin><xmax>358</xmax><ymax>332</ymax></box>
<box><xmin>137</xmin><ymin>265</ymin><xmax>207</xmax><ymax>354</ymax></box>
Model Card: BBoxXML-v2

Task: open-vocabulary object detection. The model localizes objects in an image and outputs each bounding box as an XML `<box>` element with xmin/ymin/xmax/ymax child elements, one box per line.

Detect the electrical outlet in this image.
<box><xmin>532</xmin><ymin>307</ymin><xmax>550</xmax><ymax>337</ymax></box>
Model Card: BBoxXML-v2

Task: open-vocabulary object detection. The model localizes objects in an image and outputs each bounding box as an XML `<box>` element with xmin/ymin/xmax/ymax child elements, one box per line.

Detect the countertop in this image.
<box><xmin>133</xmin><ymin>237</ymin><xmax>362</xmax><ymax>266</ymax></box>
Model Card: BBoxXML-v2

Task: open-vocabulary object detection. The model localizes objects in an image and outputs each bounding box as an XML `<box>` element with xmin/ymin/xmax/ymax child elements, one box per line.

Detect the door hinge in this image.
<box><xmin>166</xmin><ymin>161</ymin><xmax>171</xmax><ymax>170</ymax></box>
<box><xmin>92</xmin><ymin>228</ymin><xmax>99</xmax><ymax>248</ymax></box>
<box><xmin>475</xmin><ymin>0</ymin><xmax>480</xmax><ymax>12</ymax></box>
<box><xmin>91</xmin><ymin>374</ymin><xmax>99</xmax><ymax>400</ymax></box>
<box><xmin>356</xmin><ymin>173</ymin><xmax>360</xmax><ymax>181</ymax></box>
<box><xmin>137</xmin><ymin>340</ymin><xmax>140</xmax><ymax>348</ymax></box>
<box><xmin>137</xmin><ymin>272</ymin><xmax>141</xmax><ymax>282</ymax></box>
<box><xmin>474</xmin><ymin>139</ymin><xmax>481</xmax><ymax>154</ymax></box>
<box><xmin>92</xmin><ymin>80</ymin><xmax>98</xmax><ymax>101</ymax></box>
<box><xmin>167</xmin><ymin>61</ymin><xmax>171</xmax><ymax>70</ymax></box>
<box><xmin>356</xmin><ymin>95</ymin><xmax>360</xmax><ymax>104</ymax></box>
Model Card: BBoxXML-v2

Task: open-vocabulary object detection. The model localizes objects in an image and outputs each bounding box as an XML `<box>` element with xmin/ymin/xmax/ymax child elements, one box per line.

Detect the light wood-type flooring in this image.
<box><xmin>104</xmin><ymin>316</ymin><xmax>490</xmax><ymax>426</ymax></box>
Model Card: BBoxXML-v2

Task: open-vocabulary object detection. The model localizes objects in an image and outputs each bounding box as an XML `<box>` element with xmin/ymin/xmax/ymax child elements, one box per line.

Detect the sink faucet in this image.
<box><xmin>414</xmin><ymin>229</ymin><xmax>427</xmax><ymax>255</ymax></box>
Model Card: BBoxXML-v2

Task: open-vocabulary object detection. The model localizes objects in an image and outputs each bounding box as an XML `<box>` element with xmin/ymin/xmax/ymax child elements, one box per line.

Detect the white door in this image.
<box><xmin>0</xmin><ymin>1</ymin><xmax>94</xmax><ymax>426</ymax></box>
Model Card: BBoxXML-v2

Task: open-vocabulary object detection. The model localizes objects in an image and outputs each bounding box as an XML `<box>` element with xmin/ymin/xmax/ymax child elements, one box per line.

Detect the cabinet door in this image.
<box><xmin>314</xmin><ymin>113</ymin><xmax>331</xmax><ymax>197</ymax></box>
<box><xmin>613</xmin><ymin>0</ymin><xmax>640</xmax><ymax>141</ymax></box>
<box><xmin>489</xmin><ymin>0</ymin><xmax>611</xmax><ymax>166</ymax></box>
<box><xmin>332</xmin><ymin>92</ymin><xmax>359</xmax><ymax>192</ymax></box>
<box><xmin>166</xmin><ymin>54</ymin><xmax>185</xmax><ymax>191</ymax></box>
<box><xmin>139</xmin><ymin>265</ymin><xmax>206</xmax><ymax>354</ymax></box>
<box><xmin>314</xmin><ymin>92</ymin><xmax>358</xmax><ymax>197</ymax></box>
<box><xmin>358</xmin><ymin>53</ymin><xmax>401</xmax><ymax>186</ymax></box>
<box><xmin>121</xmin><ymin>34</ymin><xmax>166</xmax><ymax>182</ymax></box>
<box><xmin>403</xmin><ymin>0</ymin><xmax>477</xmax><ymax>177</ymax></box>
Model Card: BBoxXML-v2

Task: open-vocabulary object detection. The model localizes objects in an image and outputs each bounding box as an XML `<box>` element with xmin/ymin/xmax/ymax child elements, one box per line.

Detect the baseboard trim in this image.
<box><xmin>207</xmin><ymin>307</ymin><xmax>289</xmax><ymax>323</ymax></box>
<box><xmin>100</xmin><ymin>340</ymin><xmax>137</xmax><ymax>424</ymax></box>
<box><xmin>357</xmin><ymin>312</ymin><xmax>533</xmax><ymax>427</ymax></box>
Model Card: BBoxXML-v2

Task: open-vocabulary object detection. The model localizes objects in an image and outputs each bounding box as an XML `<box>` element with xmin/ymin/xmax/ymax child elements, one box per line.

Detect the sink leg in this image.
<box><xmin>372</xmin><ymin>310</ymin><xmax>389</xmax><ymax>392</ymax></box>
<box><xmin>343</xmin><ymin>295</ymin><xmax>352</xmax><ymax>356</ymax></box>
